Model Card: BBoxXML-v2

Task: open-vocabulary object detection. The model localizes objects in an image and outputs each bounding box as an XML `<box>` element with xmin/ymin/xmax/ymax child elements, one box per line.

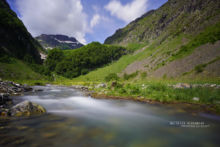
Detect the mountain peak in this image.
<box><xmin>36</xmin><ymin>34</ymin><xmax>84</xmax><ymax>50</ymax></box>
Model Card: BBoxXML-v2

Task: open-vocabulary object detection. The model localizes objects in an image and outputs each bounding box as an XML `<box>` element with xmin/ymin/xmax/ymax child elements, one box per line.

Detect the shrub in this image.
<box><xmin>105</xmin><ymin>73</ymin><xmax>119</xmax><ymax>82</ymax></box>
<box><xmin>48</xmin><ymin>42</ymin><xmax>126</xmax><ymax>78</ymax></box>
<box><xmin>194</xmin><ymin>64</ymin><xmax>206</xmax><ymax>73</ymax></box>
<box><xmin>123</xmin><ymin>71</ymin><xmax>139</xmax><ymax>80</ymax></box>
<box><xmin>141</xmin><ymin>72</ymin><xmax>147</xmax><ymax>79</ymax></box>
<box><xmin>45</xmin><ymin>48</ymin><xmax>64</xmax><ymax>71</ymax></box>
<box><xmin>0</xmin><ymin>55</ymin><xmax>14</xmax><ymax>63</ymax></box>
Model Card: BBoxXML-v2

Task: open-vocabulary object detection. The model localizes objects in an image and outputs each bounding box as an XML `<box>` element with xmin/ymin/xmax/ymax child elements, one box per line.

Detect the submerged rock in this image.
<box><xmin>10</xmin><ymin>101</ymin><xmax>46</xmax><ymax>117</ymax></box>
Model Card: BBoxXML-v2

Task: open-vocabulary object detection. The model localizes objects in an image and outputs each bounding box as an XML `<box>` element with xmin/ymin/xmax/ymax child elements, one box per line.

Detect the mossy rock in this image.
<box><xmin>10</xmin><ymin>101</ymin><xmax>46</xmax><ymax>117</ymax></box>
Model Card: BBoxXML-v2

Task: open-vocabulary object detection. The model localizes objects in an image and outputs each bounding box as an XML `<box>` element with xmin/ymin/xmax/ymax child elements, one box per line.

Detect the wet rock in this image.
<box><xmin>0</xmin><ymin>108</ymin><xmax>10</xmax><ymax>116</ymax></box>
<box><xmin>33</xmin><ymin>89</ymin><xmax>43</xmax><ymax>92</ymax></box>
<box><xmin>10</xmin><ymin>101</ymin><xmax>46</xmax><ymax>117</ymax></box>
<box><xmin>23</xmin><ymin>85</ymin><xmax>33</xmax><ymax>92</ymax></box>
<box><xmin>0</xmin><ymin>81</ymin><xmax>32</xmax><ymax>94</ymax></box>
<box><xmin>192</xmin><ymin>97</ymin><xmax>199</xmax><ymax>101</ymax></box>
<box><xmin>0</xmin><ymin>93</ymin><xmax>11</xmax><ymax>104</ymax></box>
<box><xmin>72</xmin><ymin>85</ymin><xmax>89</xmax><ymax>91</ymax></box>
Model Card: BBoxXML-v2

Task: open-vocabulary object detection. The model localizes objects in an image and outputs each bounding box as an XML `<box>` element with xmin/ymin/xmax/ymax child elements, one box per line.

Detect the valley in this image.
<box><xmin>0</xmin><ymin>0</ymin><xmax>220</xmax><ymax>146</ymax></box>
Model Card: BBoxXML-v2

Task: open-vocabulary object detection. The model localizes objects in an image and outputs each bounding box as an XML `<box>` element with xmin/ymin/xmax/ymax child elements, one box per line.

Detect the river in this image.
<box><xmin>0</xmin><ymin>85</ymin><xmax>219</xmax><ymax>147</ymax></box>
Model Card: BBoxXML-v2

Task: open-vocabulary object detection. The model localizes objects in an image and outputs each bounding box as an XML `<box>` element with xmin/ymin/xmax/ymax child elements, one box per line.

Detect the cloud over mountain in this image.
<box><xmin>16</xmin><ymin>0</ymin><xmax>88</xmax><ymax>44</ymax></box>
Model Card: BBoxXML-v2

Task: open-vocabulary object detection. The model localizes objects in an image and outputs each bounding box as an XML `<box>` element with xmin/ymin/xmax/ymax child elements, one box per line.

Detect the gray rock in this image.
<box><xmin>173</xmin><ymin>83</ymin><xmax>191</xmax><ymax>89</ymax></box>
<box><xmin>210</xmin><ymin>84</ymin><xmax>217</xmax><ymax>88</ymax></box>
<box><xmin>10</xmin><ymin>101</ymin><xmax>46</xmax><ymax>117</ymax></box>
<box><xmin>33</xmin><ymin>89</ymin><xmax>43</xmax><ymax>92</ymax></box>
<box><xmin>193</xmin><ymin>97</ymin><xmax>199</xmax><ymax>101</ymax></box>
<box><xmin>96</xmin><ymin>83</ymin><xmax>107</xmax><ymax>88</ymax></box>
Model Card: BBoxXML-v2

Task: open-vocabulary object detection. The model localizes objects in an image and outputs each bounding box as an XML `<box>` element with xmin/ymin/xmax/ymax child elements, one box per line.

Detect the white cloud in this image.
<box><xmin>90</xmin><ymin>14</ymin><xmax>101</xmax><ymax>28</ymax></box>
<box><xmin>105</xmin><ymin>0</ymin><xmax>148</xmax><ymax>23</ymax></box>
<box><xmin>16</xmin><ymin>0</ymin><xmax>88</xmax><ymax>44</ymax></box>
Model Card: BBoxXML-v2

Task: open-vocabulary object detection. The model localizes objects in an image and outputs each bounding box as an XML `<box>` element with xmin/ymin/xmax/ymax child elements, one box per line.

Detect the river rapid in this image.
<box><xmin>0</xmin><ymin>85</ymin><xmax>219</xmax><ymax>147</ymax></box>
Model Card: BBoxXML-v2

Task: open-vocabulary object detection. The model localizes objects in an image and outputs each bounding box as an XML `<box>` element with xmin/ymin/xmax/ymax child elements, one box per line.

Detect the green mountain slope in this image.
<box><xmin>73</xmin><ymin>0</ymin><xmax>220</xmax><ymax>82</ymax></box>
<box><xmin>0</xmin><ymin>0</ymin><xmax>48</xmax><ymax>82</ymax></box>
<box><xmin>105</xmin><ymin>0</ymin><xmax>220</xmax><ymax>45</ymax></box>
<box><xmin>0</xmin><ymin>58</ymin><xmax>46</xmax><ymax>81</ymax></box>
<box><xmin>101</xmin><ymin>0</ymin><xmax>220</xmax><ymax>80</ymax></box>
<box><xmin>0</xmin><ymin>0</ymin><xmax>43</xmax><ymax>63</ymax></box>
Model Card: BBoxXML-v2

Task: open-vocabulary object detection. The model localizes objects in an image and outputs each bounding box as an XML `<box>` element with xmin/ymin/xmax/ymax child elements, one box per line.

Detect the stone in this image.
<box><xmin>23</xmin><ymin>85</ymin><xmax>33</xmax><ymax>92</ymax></box>
<box><xmin>0</xmin><ymin>93</ymin><xmax>11</xmax><ymax>104</ymax></box>
<box><xmin>210</xmin><ymin>84</ymin><xmax>217</xmax><ymax>88</ymax></box>
<box><xmin>10</xmin><ymin>101</ymin><xmax>46</xmax><ymax>117</ymax></box>
<box><xmin>33</xmin><ymin>89</ymin><xmax>43</xmax><ymax>92</ymax></box>
<box><xmin>173</xmin><ymin>83</ymin><xmax>191</xmax><ymax>89</ymax></box>
<box><xmin>193</xmin><ymin>97</ymin><xmax>199</xmax><ymax>101</ymax></box>
<box><xmin>214</xmin><ymin>101</ymin><xmax>220</xmax><ymax>104</ymax></box>
<box><xmin>96</xmin><ymin>83</ymin><xmax>107</xmax><ymax>88</ymax></box>
<box><xmin>111</xmin><ymin>81</ymin><xmax>117</xmax><ymax>87</ymax></box>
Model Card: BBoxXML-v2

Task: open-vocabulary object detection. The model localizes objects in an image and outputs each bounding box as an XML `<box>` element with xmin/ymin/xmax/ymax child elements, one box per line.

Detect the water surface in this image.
<box><xmin>0</xmin><ymin>86</ymin><xmax>219</xmax><ymax>147</ymax></box>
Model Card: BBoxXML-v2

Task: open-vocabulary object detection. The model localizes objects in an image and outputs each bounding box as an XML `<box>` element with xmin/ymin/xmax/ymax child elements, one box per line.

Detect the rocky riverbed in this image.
<box><xmin>0</xmin><ymin>79</ymin><xmax>46</xmax><ymax>117</ymax></box>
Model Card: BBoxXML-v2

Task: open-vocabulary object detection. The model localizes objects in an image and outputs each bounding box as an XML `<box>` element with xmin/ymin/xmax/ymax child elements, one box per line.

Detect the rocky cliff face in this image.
<box><xmin>0</xmin><ymin>0</ymin><xmax>43</xmax><ymax>63</ymax></box>
<box><xmin>36</xmin><ymin>34</ymin><xmax>84</xmax><ymax>50</ymax></box>
<box><xmin>105</xmin><ymin>0</ymin><xmax>220</xmax><ymax>45</ymax></box>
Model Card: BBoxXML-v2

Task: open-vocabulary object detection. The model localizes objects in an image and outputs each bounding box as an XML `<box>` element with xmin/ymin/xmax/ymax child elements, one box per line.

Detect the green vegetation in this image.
<box><xmin>71</xmin><ymin>53</ymin><xmax>140</xmax><ymax>82</ymax></box>
<box><xmin>0</xmin><ymin>58</ymin><xmax>48</xmax><ymax>81</ymax></box>
<box><xmin>126</xmin><ymin>43</ymin><xmax>147</xmax><ymax>52</ymax></box>
<box><xmin>0</xmin><ymin>0</ymin><xmax>44</xmax><ymax>63</ymax></box>
<box><xmin>123</xmin><ymin>71</ymin><xmax>139</xmax><ymax>80</ymax></box>
<box><xmin>105</xmin><ymin>73</ymin><xmax>119</xmax><ymax>82</ymax></box>
<box><xmin>1</xmin><ymin>0</ymin><xmax>220</xmax><ymax>116</ymax></box>
<box><xmin>170</xmin><ymin>22</ymin><xmax>220</xmax><ymax>61</ymax></box>
<box><xmin>194</xmin><ymin>56</ymin><xmax>220</xmax><ymax>73</ymax></box>
<box><xmin>93</xmin><ymin>81</ymin><xmax>220</xmax><ymax>113</ymax></box>
<box><xmin>45</xmin><ymin>42</ymin><xmax>126</xmax><ymax>78</ymax></box>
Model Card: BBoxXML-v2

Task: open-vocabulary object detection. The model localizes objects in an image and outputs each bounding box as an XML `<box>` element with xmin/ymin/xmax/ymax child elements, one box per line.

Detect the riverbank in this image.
<box><xmin>67</xmin><ymin>81</ymin><xmax>220</xmax><ymax>115</ymax></box>
<box><xmin>0</xmin><ymin>80</ymin><xmax>46</xmax><ymax>117</ymax></box>
<box><xmin>92</xmin><ymin>93</ymin><xmax>220</xmax><ymax>116</ymax></box>
<box><xmin>1</xmin><ymin>79</ymin><xmax>220</xmax><ymax>116</ymax></box>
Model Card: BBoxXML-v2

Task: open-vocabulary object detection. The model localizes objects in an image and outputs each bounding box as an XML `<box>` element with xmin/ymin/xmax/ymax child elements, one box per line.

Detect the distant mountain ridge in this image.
<box><xmin>36</xmin><ymin>34</ymin><xmax>84</xmax><ymax>50</ymax></box>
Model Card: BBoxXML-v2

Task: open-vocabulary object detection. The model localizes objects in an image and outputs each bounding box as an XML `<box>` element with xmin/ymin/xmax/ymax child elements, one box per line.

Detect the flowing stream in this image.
<box><xmin>0</xmin><ymin>85</ymin><xmax>220</xmax><ymax>147</ymax></box>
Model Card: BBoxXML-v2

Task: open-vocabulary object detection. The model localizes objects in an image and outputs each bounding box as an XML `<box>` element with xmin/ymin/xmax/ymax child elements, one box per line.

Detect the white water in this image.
<box><xmin>20</xmin><ymin>86</ymin><xmax>164</xmax><ymax>126</ymax></box>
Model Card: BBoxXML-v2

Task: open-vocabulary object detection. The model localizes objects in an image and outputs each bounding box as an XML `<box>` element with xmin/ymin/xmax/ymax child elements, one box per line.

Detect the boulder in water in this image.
<box><xmin>10</xmin><ymin>101</ymin><xmax>46</xmax><ymax>117</ymax></box>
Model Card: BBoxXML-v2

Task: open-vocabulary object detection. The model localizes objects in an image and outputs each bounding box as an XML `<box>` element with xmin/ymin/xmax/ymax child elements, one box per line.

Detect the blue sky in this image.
<box><xmin>7</xmin><ymin>0</ymin><xmax>167</xmax><ymax>44</ymax></box>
